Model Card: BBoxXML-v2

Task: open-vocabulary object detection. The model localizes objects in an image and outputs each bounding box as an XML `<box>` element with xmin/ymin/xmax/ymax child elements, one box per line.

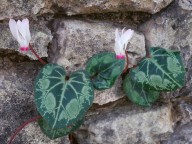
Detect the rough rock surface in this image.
<box><xmin>0</xmin><ymin>20</ymin><xmax>52</xmax><ymax>60</ymax></box>
<box><xmin>178</xmin><ymin>0</ymin><xmax>192</xmax><ymax>10</ymax></box>
<box><xmin>19</xmin><ymin>123</ymin><xmax>70</xmax><ymax>144</ymax></box>
<box><xmin>0</xmin><ymin>0</ymin><xmax>45</xmax><ymax>20</ymax></box>
<box><xmin>0</xmin><ymin>52</ymin><xmax>69</xmax><ymax>144</ymax></box>
<box><xmin>162</xmin><ymin>122</ymin><xmax>192</xmax><ymax>144</ymax></box>
<box><xmin>49</xmin><ymin>19</ymin><xmax>145</xmax><ymax>105</ymax></box>
<box><xmin>0</xmin><ymin>0</ymin><xmax>173</xmax><ymax>20</ymax></box>
<box><xmin>75</xmin><ymin>102</ymin><xmax>173</xmax><ymax>144</ymax></box>
<box><xmin>53</xmin><ymin>0</ymin><xmax>173</xmax><ymax>15</ymax></box>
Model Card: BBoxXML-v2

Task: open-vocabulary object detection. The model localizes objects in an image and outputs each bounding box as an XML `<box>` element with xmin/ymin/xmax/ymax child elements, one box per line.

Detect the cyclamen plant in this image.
<box><xmin>7</xmin><ymin>18</ymin><xmax>186</xmax><ymax>143</ymax></box>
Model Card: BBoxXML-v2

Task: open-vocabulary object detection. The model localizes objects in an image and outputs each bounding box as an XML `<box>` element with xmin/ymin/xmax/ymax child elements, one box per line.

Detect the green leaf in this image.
<box><xmin>86</xmin><ymin>52</ymin><xmax>125</xmax><ymax>90</ymax></box>
<box><xmin>34</xmin><ymin>64</ymin><xmax>94</xmax><ymax>129</ymax></box>
<box><xmin>130</xmin><ymin>47</ymin><xmax>186</xmax><ymax>91</ymax></box>
<box><xmin>38</xmin><ymin>117</ymin><xmax>83</xmax><ymax>139</ymax></box>
<box><xmin>123</xmin><ymin>74</ymin><xmax>159</xmax><ymax>106</ymax></box>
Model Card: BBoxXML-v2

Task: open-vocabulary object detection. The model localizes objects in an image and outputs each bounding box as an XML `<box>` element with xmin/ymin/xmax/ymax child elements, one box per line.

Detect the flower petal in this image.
<box><xmin>121</xmin><ymin>29</ymin><xmax>134</xmax><ymax>50</ymax></box>
<box><xmin>116</xmin><ymin>29</ymin><xmax>122</xmax><ymax>41</ymax></box>
<box><xmin>17</xmin><ymin>20</ymin><xmax>26</xmax><ymax>41</ymax></box>
<box><xmin>22</xmin><ymin>18</ymin><xmax>31</xmax><ymax>42</ymax></box>
<box><xmin>115</xmin><ymin>29</ymin><xmax>121</xmax><ymax>54</ymax></box>
<box><xmin>121</xmin><ymin>29</ymin><xmax>134</xmax><ymax>45</ymax></box>
<box><xmin>9</xmin><ymin>19</ymin><xmax>20</xmax><ymax>41</ymax></box>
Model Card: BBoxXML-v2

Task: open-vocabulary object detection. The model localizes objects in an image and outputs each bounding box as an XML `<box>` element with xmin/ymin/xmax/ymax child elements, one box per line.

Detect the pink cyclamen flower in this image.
<box><xmin>115</xmin><ymin>28</ymin><xmax>134</xmax><ymax>59</ymax></box>
<box><xmin>9</xmin><ymin>18</ymin><xmax>31</xmax><ymax>52</ymax></box>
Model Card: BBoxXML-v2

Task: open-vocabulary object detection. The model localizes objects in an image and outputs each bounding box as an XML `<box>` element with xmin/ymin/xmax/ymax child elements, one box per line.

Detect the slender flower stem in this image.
<box><xmin>7</xmin><ymin>115</ymin><xmax>42</xmax><ymax>144</ymax></box>
<box><xmin>123</xmin><ymin>50</ymin><xmax>129</xmax><ymax>74</ymax></box>
<box><xmin>29</xmin><ymin>44</ymin><xmax>47</xmax><ymax>65</ymax></box>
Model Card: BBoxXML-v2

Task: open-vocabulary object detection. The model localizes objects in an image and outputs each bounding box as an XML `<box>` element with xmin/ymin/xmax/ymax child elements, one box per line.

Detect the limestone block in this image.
<box><xmin>0</xmin><ymin>0</ymin><xmax>45</xmax><ymax>20</ymax></box>
<box><xmin>53</xmin><ymin>0</ymin><xmax>173</xmax><ymax>15</ymax></box>
<box><xmin>75</xmin><ymin>103</ymin><xmax>173</xmax><ymax>144</ymax></box>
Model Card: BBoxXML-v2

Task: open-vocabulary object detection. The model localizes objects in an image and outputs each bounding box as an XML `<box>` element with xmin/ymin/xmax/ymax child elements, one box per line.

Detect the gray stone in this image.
<box><xmin>178</xmin><ymin>102</ymin><xmax>192</xmax><ymax>124</ymax></box>
<box><xmin>140</xmin><ymin>0</ymin><xmax>192</xmax><ymax>97</ymax></box>
<box><xmin>179</xmin><ymin>0</ymin><xmax>192</xmax><ymax>10</ymax></box>
<box><xmin>0</xmin><ymin>53</ymin><xmax>69</xmax><ymax>144</ymax></box>
<box><xmin>74</xmin><ymin>102</ymin><xmax>173</xmax><ymax>144</ymax></box>
<box><xmin>53</xmin><ymin>0</ymin><xmax>173</xmax><ymax>15</ymax></box>
<box><xmin>171</xmin><ymin>97</ymin><xmax>192</xmax><ymax>125</ymax></box>
<box><xmin>49</xmin><ymin>19</ymin><xmax>145</xmax><ymax>105</ymax></box>
<box><xmin>162</xmin><ymin>122</ymin><xmax>192</xmax><ymax>144</ymax></box>
<box><xmin>17</xmin><ymin>123</ymin><xmax>70</xmax><ymax>144</ymax></box>
<box><xmin>0</xmin><ymin>19</ymin><xmax>52</xmax><ymax>60</ymax></box>
<box><xmin>0</xmin><ymin>0</ymin><xmax>46</xmax><ymax>20</ymax></box>
<box><xmin>0</xmin><ymin>0</ymin><xmax>173</xmax><ymax>20</ymax></box>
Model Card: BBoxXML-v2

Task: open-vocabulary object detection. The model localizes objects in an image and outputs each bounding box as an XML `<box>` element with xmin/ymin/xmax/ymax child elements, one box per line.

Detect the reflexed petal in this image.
<box><xmin>22</xmin><ymin>19</ymin><xmax>29</xmax><ymax>29</ymax></box>
<box><xmin>115</xmin><ymin>29</ymin><xmax>123</xmax><ymax>55</ymax></box>
<box><xmin>9</xmin><ymin>19</ymin><xmax>19</xmax><ymax>41</ymax></box>
<box><xmin>114</xmin><ymin>42</ymin><xmax>120</xmax><ymax>54</ymax></box>
<box><xmin>114</xmin><ymin>43</ymin><xmax>125</xmax><ymax>56</ymax></box>
<box><xmin>22</xmin><ymin>18</ymin><xmax>31</xmax><ymax>42</ymax></box>
<box><xmin>16</xmin><ymin>20</ymin><xmax>28</xmax><ymax>47</ymax></box>
<box><xmin>121</xmin><ymin>29</ymin><xmax>134</xmax><ymax>46</ymax></box>
<box><xmin>17</xmin><ymin>20</ymin><xmax>26</xmax><ymax>41</ymax></box>
<box><xmin>115</xmin><ymin>29</ymin><xmax>120</xmax><ymax>41</ymax></box>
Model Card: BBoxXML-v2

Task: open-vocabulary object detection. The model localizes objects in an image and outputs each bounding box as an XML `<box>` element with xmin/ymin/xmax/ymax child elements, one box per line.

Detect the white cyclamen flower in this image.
<box><xmin>115</xmin><ymin>28</ymin><xmax>134</xmax><ymax>59</ymax></box>
<box><xmin>9</xmin><ymin>18</ymin><xmax>31</xmax><ymax>52</ymax></box>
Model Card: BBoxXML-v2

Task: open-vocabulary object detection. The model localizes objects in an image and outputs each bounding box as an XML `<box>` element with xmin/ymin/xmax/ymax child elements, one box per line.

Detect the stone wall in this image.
<box><xmin>1</xmin><ymin>0</ymin><xmax>192</xmax><ymax>143</ymax></box>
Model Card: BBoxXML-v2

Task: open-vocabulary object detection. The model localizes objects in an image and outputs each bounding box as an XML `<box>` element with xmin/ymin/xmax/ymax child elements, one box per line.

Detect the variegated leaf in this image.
<box><xmin>34</xmin><ymin>64</ymin><xmax>94</xmax><ymax>129</ymax></box>
<box><xmin>86</xmin><ymin>52</ymin><xmax>125</xmax><ymax>90</ymax></box>
<box><xmin>130</xmin><ymin>47</ymin><xmax>186</xmax><ymax>91</ymax></box>
<box><xmin>123</xmin><ymin>74</ymin><xmax>159</xmax><ymax>106</ymax></box>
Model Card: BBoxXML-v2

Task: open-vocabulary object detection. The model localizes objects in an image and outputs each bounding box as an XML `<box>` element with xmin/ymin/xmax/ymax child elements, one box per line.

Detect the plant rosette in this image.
<box><xmin>7</xmin><ymin>20</ymin><xmax>186</xmax><ymax>143</ymax></box>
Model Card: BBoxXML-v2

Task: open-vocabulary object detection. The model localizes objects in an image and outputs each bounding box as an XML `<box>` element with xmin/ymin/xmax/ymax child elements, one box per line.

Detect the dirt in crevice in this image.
<box><xmin>44</xmin><ymin>11</ymin><xmax>152</xmax><ymax>31</ymax></box>
<box><xmin>0</xmin><ymin>49</ymin><xmax>47</xmax><ymax>63</ymax></box>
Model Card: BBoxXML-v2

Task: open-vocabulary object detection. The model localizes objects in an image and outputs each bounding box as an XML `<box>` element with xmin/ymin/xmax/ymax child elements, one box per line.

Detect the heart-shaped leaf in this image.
<box><xmin>38</xmin><ymin>117</ymin><xmax>83</xmax><ymax>139</ymax></box>
<box><xmin>34</xmin><ymin>64</ymin><xmax>94</xmax><ymax>129</ymax></box>
<box><xmin>123</xmin><ymin>74</ymin><xmax>159</xmax><ymax>106</ymax></box>
<box><xmin>130</xmin><ymin>47</ymin><xmax>186</xmax><ymax>91</ymax></box>
<box><xmin>86</xmin><ymin>52</ymin><xmax>125</xmax><ymax>90</ymax></box>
